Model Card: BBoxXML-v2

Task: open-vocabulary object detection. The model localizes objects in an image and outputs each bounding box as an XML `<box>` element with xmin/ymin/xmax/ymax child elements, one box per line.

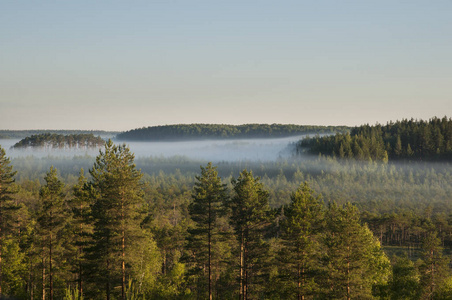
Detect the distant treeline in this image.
<box><xmin>12</xmin><ymin>133</ymin><xmax>105</xmax><ymax>149</ymax></box>
<box><xmin>297</xmin><ymin>116</ymin><xmax>452</xmax><ymax>161</ymax></box>
<box><xmin>116</xmin><ymin>123</ymin><xmax>350</xmax><ymax>141</ymax></box>
<box><xmin>0</xmin><ymin>130</ymin><xmax>119</xmax><ymax>139</ymax></box>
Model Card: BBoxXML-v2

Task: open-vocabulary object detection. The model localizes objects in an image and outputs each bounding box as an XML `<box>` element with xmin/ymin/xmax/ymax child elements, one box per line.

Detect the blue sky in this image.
<box><xmin>1</xmin><ymin>1</ymin><xmax>451</xmax><ymax>131</ymax></box>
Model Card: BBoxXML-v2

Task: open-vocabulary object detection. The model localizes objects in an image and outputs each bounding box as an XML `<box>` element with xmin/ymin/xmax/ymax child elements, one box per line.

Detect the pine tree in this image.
<box><xmin>322</xmin><ymin>202</ymin><xmax>390</xmax><ymax>300</ymax></box>
<box><xmin>186</xmin><ymin>162</ymin><xmax>228</xmax><ymax>300</ymax></box>
<box><xmin>69</xmin><ymin>169</ymin><xmax>93</xmax><ymax>298</ymax></box>
<box><xmin>87</xmin><ymin>140</ymin><xmax>144</xmax><ymax>300</ymax></box>
<box><xmin>0</xmin><ymin>146</ymin><xmax>17</xmax><ymax>297</ymax></box>
<box><xmin>278</xmin><ymin>182</ymin><xmax>324</xmax><ymax>300</ymax></box>
<box><xmin>37</xmin><ymin>166</ymin><xmax>67</xmax><ymax>300</ymax></box>
<box><xmin>228</xmin><ymin>170</ymin><xmax>270</xmax><ymax>300</ymax></box>
<box><xmin>389</xmin><ymin>254</ymin><xmax>420</xmax><ymax>300</ymax></box>
<box><xmin>418</xmin><ymin>231</ymin><xmax>450</xmax><ymax>300</ymax></box>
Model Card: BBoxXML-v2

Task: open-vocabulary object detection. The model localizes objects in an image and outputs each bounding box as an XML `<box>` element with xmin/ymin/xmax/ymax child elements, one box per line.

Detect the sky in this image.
<box><xmin>1</xmin><ymin>1</ymin><xmax>451</xmax><ymax>131</ymax></box>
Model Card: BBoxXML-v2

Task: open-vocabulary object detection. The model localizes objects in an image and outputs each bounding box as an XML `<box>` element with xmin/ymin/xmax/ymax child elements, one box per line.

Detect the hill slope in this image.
<box><xmin>117</xmin><ymin>124</ymin><xmax>350</xmax><ymax>141</ymax></box>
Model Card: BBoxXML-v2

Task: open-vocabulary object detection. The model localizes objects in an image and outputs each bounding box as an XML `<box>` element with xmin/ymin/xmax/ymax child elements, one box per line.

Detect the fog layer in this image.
<box><xmin>1</xmin><ymin>135</ymin><xmax>307</xmax><ymax>162</ymax></box>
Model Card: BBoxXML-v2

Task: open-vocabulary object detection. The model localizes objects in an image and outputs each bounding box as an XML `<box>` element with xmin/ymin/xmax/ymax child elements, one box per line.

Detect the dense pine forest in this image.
<box><xmin>297</xmin><ymin>116</ymin><xmax>452</xmax><ymax>162</ymax></box>
<box><xmin>116</xmin><ymin>124</ymin><xmax>350</xmax><ymax>141</ymax></box>
<box><xmin>12</xmin><ymin>133</ymin><xmax>105</xmax><ymax>150</ymax></box>
<box><xmin>1</xmin><ymin>129</ymin><xmax>452</xmax><ymax>299</ymax></box>
<box><xmin>0</xmin><ymin>131</ymin><xmax>118</xmax><ymax>140</ymax></box>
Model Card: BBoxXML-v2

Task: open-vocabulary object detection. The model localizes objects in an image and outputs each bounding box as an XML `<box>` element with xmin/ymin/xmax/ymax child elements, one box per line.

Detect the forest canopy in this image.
<box><xmin>11</xmin><ymin>133</ymin><xmax>105</xmax><ymax>150</ymax></box>
<box><xmin>0</xmin><ymin>130</ymin><xmax>118</xmax><ymax>139</ymax></box>
<box><xmin>296</xmin><ymin>116</ymin><xmax>452</xmax><ymax>161</ymax></box>
<box><xmin>116</xmin><ymin>123</ymin><xmax>350</xmax><ymax>141</ymax></box>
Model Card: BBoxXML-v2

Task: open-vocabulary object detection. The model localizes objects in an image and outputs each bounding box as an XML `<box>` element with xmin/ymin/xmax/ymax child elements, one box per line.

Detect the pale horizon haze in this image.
<box><xmin>1</xmin><ymin>1</ymin><xmax>451</xmax><ymax>131</ymax></box>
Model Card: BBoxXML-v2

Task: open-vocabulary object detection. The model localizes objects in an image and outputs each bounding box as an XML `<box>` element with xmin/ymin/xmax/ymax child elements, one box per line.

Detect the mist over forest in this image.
<box><xmin>1</xmin><ymin>119</ymin><xmax>452</xmax><ymax>299</ymax></box>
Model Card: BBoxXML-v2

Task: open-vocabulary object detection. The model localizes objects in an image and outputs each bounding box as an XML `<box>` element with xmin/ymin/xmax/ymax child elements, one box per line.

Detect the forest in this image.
<box><xmin>116</xmin><ymin>124</ymin><xmax>350</xmax><ymax>141</ymax></box>
<box><xmin>1</xmin><ymin>129</ymin><xmax>452</xmax><ymax>299</ymax></box>
<box><xmin>12</xmin><ymin>134</ymin><xmax>106</xmax><ymax>150</ymax></box>
<box><xmin>297</xmin><ymin>116</ymin><xmax>452</xmax><ymax>162</ymax></box>
<box><xmin>0</xmin><ymin>131</ymin><xmax>118</xmax><ymax>140</ymax></box>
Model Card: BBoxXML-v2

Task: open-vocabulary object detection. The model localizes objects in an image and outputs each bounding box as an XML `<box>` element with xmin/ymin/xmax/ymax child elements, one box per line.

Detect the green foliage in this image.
<box><xmin>0</xmin><ymin>130</ymin><xmax>118</xmax><ymax>140</ymax></box>
<box><xmin>64</xmin><ymin>286</ymin><xmax>84</xmax><ymax>300</ymax></box>
<box><xmin>86</xmin><ymin>139</ymin><xmax>145</xmax><ymax>299</ymax></box>
<box><xmin>185</xmin><ymin>162</ymin><xmax>229</xmax><ymax>299</ymax></box>
<box><xmin>37</xmin><ymin>166</ymin><xmax>69</xmax><ymax>299</ymax></box>
<box><xmin>388</xmin><ymin>254</ymin><xmax>420</xmax><ymax>300</ymax></box>
<box><xmin>124</xmin><ymin>279</ymin><xmax>145</xmax><ymax>300</ymax></box>
<box><xmin>0</xmin><ymin>146</ymin><xmax>19</xmax><ymax>238</ymax></box>
<box><xmin>278</xmin><ymin>182</ymin><xmax>324</xmax><ymax>299</ymax></box>
<box><xmin>12</xmin><ymin>133</ymin><xmax>105</xmax><ymax>149</ymax></box>
<box><xmin>229</xmin><ymin>170</ymin><xmax>271</xmax><ymax>299</ymax></box>
<box><xmin>4</xmin><ymin>138</ymin><xmax>452</xmax><ymax>299</ymax></box>
<box><xmin>2</xmin><ymin>236</ymin><xmax>27</xmax><ymax>298</ymax></box>
<box><xmin>322</xmin><ymin>202</ymin><xmax>391</xmax><ymax>299</ymax></box>
<box><xmin>418</xmin><ymin>231</ymin><xmax>450</xmax><ymax>299</ymax></box>
<box><xmin>117</xmin><ymin>123</ymin><xmax>350</xmax><ymax>141</ymax></box>
<box><xmin>298</xmin><ymin>116</ymin><xmax>452</xmax><ymax>161</ymax></box>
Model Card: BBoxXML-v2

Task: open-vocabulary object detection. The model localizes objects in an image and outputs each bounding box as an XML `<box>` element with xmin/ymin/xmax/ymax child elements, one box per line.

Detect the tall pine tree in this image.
<box><xmin>229</xmin><ymin>170</ymin><xmax>270</xmax><ymax>300</ymax></box>
<box><xmin>87</xmin><ymin>140</ymin><xmax>144</xmax><ymax>300</ymax></box>
<box><xmin>418</xmin><ymin>231</ymin><xmax>450</xmax><ymax>300</ymax></box>
<box><xmin>186</xmin><ymin>162</ymin><xmax>228</xmax><ymax>300</ymax></box>
<box><xmin>37</xmin><ymin>166</ymin><xmax>67</xmax><ymax>300</ymax></box>
<box><xmin>278</xmin><ymin>182</ymin><xmax>324</xmax><ymax>300</ymax></box>
<box><xmin>0</xmin><ymin>146</ymin><xmax>18</xmax><ymax>297</ymax></box>
<box><xmin>322</xmin><ymin>202</ymin><xmax>390</xmax><ymax>300</ymax></box>
<box><xmin>69</xmin><ymin>169</ymin><xmax>93</xmax><ymax>298</ymax></box>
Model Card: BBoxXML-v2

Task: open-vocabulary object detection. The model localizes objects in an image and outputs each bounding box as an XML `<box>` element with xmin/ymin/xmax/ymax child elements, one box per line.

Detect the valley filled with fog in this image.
<box><xmin>1</xmin><ymin>135</ymin><xmax>308</xmax><ymax>162</ymax></box>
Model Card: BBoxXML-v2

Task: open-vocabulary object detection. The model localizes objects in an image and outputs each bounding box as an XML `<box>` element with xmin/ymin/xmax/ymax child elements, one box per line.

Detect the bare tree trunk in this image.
<box><xmin>106</xmin><ymin>258</ymin><xmax>110</xmax><ymax>300</ymax></box>
<box><xmin>297</xmin><ymin>263</ymin><xmax>301</xmax><ymax>300</ymax></box>
<box><xmin>122</xmin><ymin>230</ymin><xmax>125</xmax><ymax>300</ymax></box>
<box><xmin>240</xmin><ymin>231</ymin><xmax>244</xmax><ymax>300</ymax></box>
<box><xmin>347</xmin><ymin>248</ymin><xmax>350</xmax><ymax>300</ymax></box>
<box><xmin>208</xmin><ymin>201</ymin><xmax>212</xmax><ymax>300</ymax></box>
<box><xmin>79</xmin><ymin>204</ymin><xmax>83</xmax><ymax>297</ymax></box>
<box><xmin>49</xmin><ymin>231</ymin><xmax>53</xmax><ymax>300</ymax></box>
<box><xmin>42</xmin><ymin>255</ymin><xmax>46</xmax><ymax>300</ymax></box>
<box><xmin>0</xmin><ymin>221</ymin><xmax>2</xmax><ymax>297</ymax></box>
<box><xmin>244</xmin><ymin>238</ymin><xmax>248</xmax><ymax>300</ymax></box>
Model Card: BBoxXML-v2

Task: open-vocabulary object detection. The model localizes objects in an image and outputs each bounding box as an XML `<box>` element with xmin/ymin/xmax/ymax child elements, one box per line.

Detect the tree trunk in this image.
<box><xmin>122</xmin><ymin>229</ymin><xmax>125</xmax><ymax>300</ymax></box>
<box><xmin>240</xmin><ymin>231</ymin><xmax>244</xmax><ymax>300</ymax></box>
<box><xmin>208</xmin><ymin>200</ymin><xmax>212</xmax><ymax>300</ymax></box>
<box><xmin>79</xmin><ymin>205</ymin><xmax>83</xmax><ymax>297</ymax></box>
<box><xmin>244</xmin><ymin>238</ymin><xmax>248</xmax><ymax>300</ymax></box>
<box><xmin>297</xmin><ymin>263</ymin><xmax>301</xmax><ymax>300</ymax></box>
<box><xmin>121</xmin><ymin>197</ymin><xmax>126</xmax><ymax>300</ymax></box>
<box><xmin>0</xmin><ymin>221</ymin><xmax>2</xmax><ymax>297</ymax></box>
<box><xmin>347</xmin><ymin>248</ymin><xmax>350</xmax><ymax>300</ymax></box>
<box><xmin>49</xmin><ymin>230</ymin><xmax>53</xmax><ymax>300</ymax></box>
<box><xmin>42</xmin><ymin>255</ymin><xmax>46</xmax><ymax>300</ymax></box>
<box><xmin>106</xmin><ymin>258</ymin><xmax>110</xmax><ymax>300</ymax></box>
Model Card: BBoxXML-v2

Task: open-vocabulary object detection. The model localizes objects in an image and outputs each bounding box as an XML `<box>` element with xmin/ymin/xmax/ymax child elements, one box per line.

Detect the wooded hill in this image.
<box><xmin>0</xmin><ymin>130</ymin><xmax>118</xmax><ymax>139</ymax></box>
<box><xmin>116</xmin><ymin>124</ymin><xmax>350</xmax><ymax>141</ymax></box>
<box><xmin>12</xmin><ymin>133</ymin><xmax>105</xmax><ymax>149</ymax></box>
<box><xmin>297</xmin><ymin>116</ymin><xmax>452</xmax><ymax>161</ymax></box>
